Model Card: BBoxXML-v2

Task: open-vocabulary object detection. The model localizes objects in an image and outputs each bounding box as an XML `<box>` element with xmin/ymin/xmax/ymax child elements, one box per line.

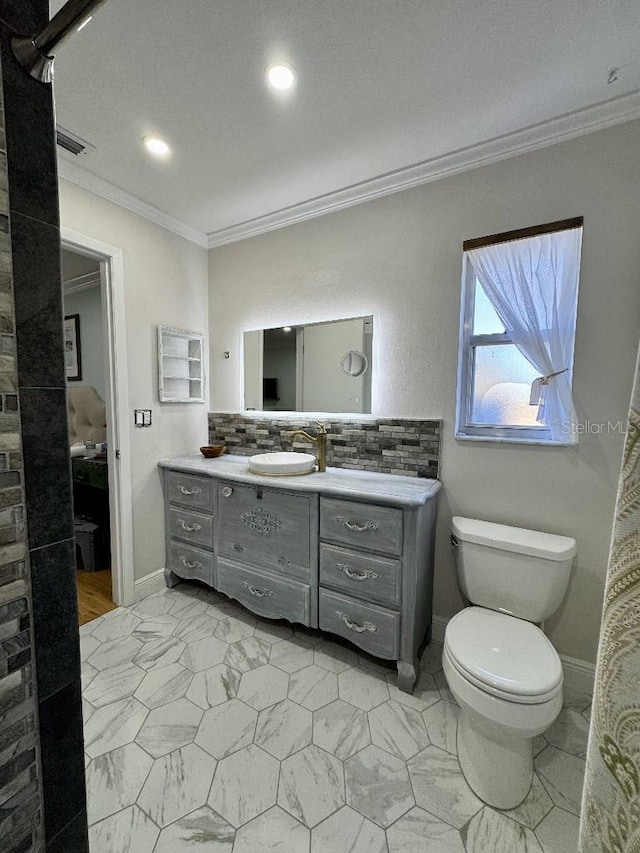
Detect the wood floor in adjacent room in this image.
<box><xmin>77</xmin><ymin>568</ymin><xmax>118</xmax><ymax>626</ymax></box>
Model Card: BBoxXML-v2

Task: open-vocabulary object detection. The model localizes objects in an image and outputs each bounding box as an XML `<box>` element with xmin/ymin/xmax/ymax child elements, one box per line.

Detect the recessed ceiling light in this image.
<box><xmin>282</xmin><ymin>326</ymin><xmax>292</xmax><ymax>332</ymax></box>
<box><xmin>76</xmin><ymin>15</ymin><xmax>93</xmax><ymax>32</ymax></box>
<box><xmin>266</xmin><ymin>64</ymin><xmax>295</xmax><ymax>91</ymax></box>
<box><xmin>143</xmin><ymin>136</ymin><xmax>171</xmax><ymax>158</ymax></box>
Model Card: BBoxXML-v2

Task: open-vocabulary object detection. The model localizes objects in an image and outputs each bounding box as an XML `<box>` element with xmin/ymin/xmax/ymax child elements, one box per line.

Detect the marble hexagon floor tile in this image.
<box><xmin>314</xmin><ymin>639</ymin><xmax>359</xmax><ymax>673</ymax></box>
<box><xmin>501</xmin><ymin>773</ymin><xmax>554</xmax><ymax>830</ymax></box>
<box><xmin>254</xmin><ymin>621</ymin><xmax>294</xmax><ymax>643</ymax></box>
<box><xmin>195</xmin><ymin>698</ymin><xmax>258</xmax><ymax>759</ymax></box>
<box><xmin>180</xmin><ymin>635</ymin><xmax>229</xmax><ymax>672</ymax></box>
<box><xmin>137</xmin><ymin>743</ymin><xmax>217</xmax><ymax>828</ymax></box>
<box><xmin>135</xmin><ymin>697</ymin><xmax>203</xmax><ymax>757</ymax></box>
<box><xmin>534</xmin><ymin>805</ymin><xmax>580</xmax><ymax>852</ymax></box>
<box><xmin>173</xmin><ymin>612</ymin><xmax>219</xmax><ymax>644</ymax></box>
<box><xmin>186</xmin><ymin>664</ymin><xmax>241</xmax><ymax>710</ymax></box>
<box><xmin>386</xmin><ymin>670</ymin><xmax>440</xmax><ymax>712</ymax></box>
<box><xmin>131</xmin><ymin>592</ymin><xmax>175</xmax><ymax>619</ymax></box>
<box><xmin>535</xmin><ymin>745</ymin><xmax>586</xmax><ymax>815</ymax></box>
<box><xmin>134</xmin><ymin>662</ymin><xmax>193</xmax><ymax>709</ymax></box>
<box><xmin>88</xmin><ymin>804</ymin><xmax>159</xmax><ymax>853</ymax></box>
<box><xmin>338</xmin><ymin>667</ymin><xmax>390</xmax><ymax>711</ymax></box>
<box><xmin>83</xmin><ymin>661</ymin><xmax>145</xmax><ymax>708</ymax></box>
<box><xmin>153</xmin><ymin>805</ymin><xmax>234</xmax><ymax>853</ymax></box>
<box><xmin>131</xmin><ymin>614</ymin><xmax>180</xmax><ymax>643</ymax></box>
<box><xmin>386</xmin><ymin>805</ymin><xmax>465</xmax><ymax>853</ymax></box>
<box><xmin>92</xmin><ymin>611</ymin><xmax>141</xmax><ymax>643</ymax></box>
<box><xmin>407</xmin><ymin>745</ymin><xmax>483</xmax><ymax>829</ymax></box>
<box><xmin>223</xmin><ymin>636</ymin><xmax>271</xmax><ymax>672</ymax></box>
<box><xmin>278</xmin><ymin>744</ymin><xmax>345</xmax><ymax>828</ymax></box>
<box><xmin>214</xmin><ymin>612</ymin><xmax>257</xmax><ymax>644</ymax></box>
<box><xmin>268</xmin><ymin>636</ymin><xmax>315</xmax><ymax>673</ymax></box>
<box><xmin>84</xmin><ymin>696</ymin><xmax>149</xmax><ymax>758</ymax></box>
<box><xmin>232</xmin><ymin>806</ymin><xmax>310</xmax><ymax>853</ymax></box>
<box><xmin>368</xmin><ymin>700</ymin><xmax>430</xmax><ymax>760</ymax></box>
<box><xmin>463</xmin><ymin>806</ymin><xmax>543</xmax><ymax>852</ymax></box>
<box><xmin>86</xmin><ymin>742</ymin><xmax>153</xmax><ymax>825</ymax></box>
<box><xmin>288</xmin><ymin>663</ymin><xmax>339</xmax><ymax>710</ymax></box>
<box><xmin>313</xmin><ymin>698</ymin><xmax>371</xmax><ymax>760</ymax></box>
<box><xmin>80</xmin><ymin>634</ymin><xmax>101</xmax><ymax>662</ymax></box>
<box><xmin>134</xmin><ymin>636</ymin><xmax>187</xmax><ymax>671</ymax></box>
<box><xmin>310</xmin><ymin>806</ymin><xmax>387</xmax><ymax>853</ymax></box>
<box><xmin>254</xmin><ymin>698</ymin><xmax>313</xmax><ymax>760</ymax></box>
<box><xmin>209</xmin><ymin>743</ymin><xmax>279</xmax><ymax>828</ymax></box>
<box><xmin>168</xmin><ymin>595</ymin><xmax>209</xmax><ymax>621</ymax></box>
<box><xmin>344</xmin><ymin>744</ymin><xmax>414</xmax><ymax>828</ymax></box>
<box><xmin>87</xmin><ymin>635</ymin><xmax>144</xmax><ymax>672</ymax></box>
<box><xmin>236</xmin><ymin>663</ymin><xmax>289</xmax><ymax>710</ymax></box>
<box><xmin>543</xmin><ymin>708</ymin><xmax>590</xmax><ymax>758</ymax></box>
<box><xmin>421</xmin><ymin>699</ymin><xmax>459</xmax><ymax>755</ymax></box>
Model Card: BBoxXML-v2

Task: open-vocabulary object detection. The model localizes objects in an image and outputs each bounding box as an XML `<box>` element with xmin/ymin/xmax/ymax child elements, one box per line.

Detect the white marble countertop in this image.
<box><xmin>159</xmin><ymin>454</ymin><xmax>441</xmax><ymax>507</ymax></box>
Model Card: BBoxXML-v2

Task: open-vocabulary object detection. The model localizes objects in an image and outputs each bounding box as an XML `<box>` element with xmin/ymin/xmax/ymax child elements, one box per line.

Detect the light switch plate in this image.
<box><xmin>134</xmin><ymin>409</ymin><xmax>152</xmax><ymax>427</ymax></box>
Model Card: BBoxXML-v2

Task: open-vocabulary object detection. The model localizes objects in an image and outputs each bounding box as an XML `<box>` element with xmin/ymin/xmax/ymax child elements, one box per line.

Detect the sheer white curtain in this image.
<box><xmin>467</xmin><ymin>227</ymin><xmax>582</xmax><ymax>443</ymax></box>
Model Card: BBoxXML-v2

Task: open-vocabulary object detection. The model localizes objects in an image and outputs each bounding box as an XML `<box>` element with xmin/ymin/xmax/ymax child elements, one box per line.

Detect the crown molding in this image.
<box><xmin>56</xmin><ymin>91</ymin><xmax>640</xmax><ymax>252</ymax></box>
<box><xmin>57</xmin><ymin>157</ymin><xmax>209</xmax><ymax>248</ymax></box>
<box><xmin>207</xmin><ymin>89</ymin><xmax>640</xmax><ymax>248</ymax></box>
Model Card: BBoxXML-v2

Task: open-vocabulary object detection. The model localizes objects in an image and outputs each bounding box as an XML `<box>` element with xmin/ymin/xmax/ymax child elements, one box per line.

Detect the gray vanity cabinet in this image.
<box><xmin>161</xmin><ymin>455</ymin><xmax>439</xmax><ymax>693</ymax></box>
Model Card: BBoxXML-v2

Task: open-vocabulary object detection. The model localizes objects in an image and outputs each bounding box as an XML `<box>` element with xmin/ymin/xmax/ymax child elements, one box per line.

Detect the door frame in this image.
<box><xmin>62</xmin><ymin>227</ymin><xmax>135</xmax><ymax>606</ymax></box>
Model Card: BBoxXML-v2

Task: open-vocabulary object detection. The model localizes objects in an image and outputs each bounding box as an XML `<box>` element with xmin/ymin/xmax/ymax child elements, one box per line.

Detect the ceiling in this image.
<box><xmin>50</xmin><ymin>0</ymin><xmax>640</xmax><ymax>247</ymax></box>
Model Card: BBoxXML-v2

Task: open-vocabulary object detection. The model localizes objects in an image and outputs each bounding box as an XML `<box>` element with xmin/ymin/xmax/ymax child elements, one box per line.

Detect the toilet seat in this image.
<box><xmin>444</xmin><ymin>607</ymin><xmax>563</xmax><ymax>705</ymax></box>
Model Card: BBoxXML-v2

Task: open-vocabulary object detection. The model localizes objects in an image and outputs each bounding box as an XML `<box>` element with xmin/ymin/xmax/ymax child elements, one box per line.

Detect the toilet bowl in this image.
<box><xmin>443</xmin><ymin>517</ymin><xmax>576</xmax><ymax>809</ymax></box>
<box><xmin>443</xmin><ymin>607</ymin><xmax>563</xmax><ymax>808</ymax></box>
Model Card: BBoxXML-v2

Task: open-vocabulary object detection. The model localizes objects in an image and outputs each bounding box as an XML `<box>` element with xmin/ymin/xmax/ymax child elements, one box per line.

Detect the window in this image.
<box><xmin>455</xmin><ymin>218</ymin><xmax>583</xmax><ymax>444</ymax></box>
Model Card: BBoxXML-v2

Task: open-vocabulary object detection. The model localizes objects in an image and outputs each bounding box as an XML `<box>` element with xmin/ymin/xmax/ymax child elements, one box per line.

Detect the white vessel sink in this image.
<box><xmin>248</xmin><ymin>451</ymin><xmax>317</xmax><ymax>476</ymax></box>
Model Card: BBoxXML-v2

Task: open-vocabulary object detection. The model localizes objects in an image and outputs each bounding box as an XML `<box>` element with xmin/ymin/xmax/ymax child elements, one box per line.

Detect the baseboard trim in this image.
<box><xmin>431</xmin><ymin>614</ymin><xmax>595</xmax><ymax>696</ymax></box>
<box><xmin>134</xmin><ymin>568</ymin><xmax>167</xmax><ymax>601</ymax></box>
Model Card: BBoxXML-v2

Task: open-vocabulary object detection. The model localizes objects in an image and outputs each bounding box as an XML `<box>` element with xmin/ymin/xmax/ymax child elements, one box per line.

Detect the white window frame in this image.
<box><xmin>455</xmin><ymin>255</ymin><xmax>559</xmax><ymax>445</ymax></box>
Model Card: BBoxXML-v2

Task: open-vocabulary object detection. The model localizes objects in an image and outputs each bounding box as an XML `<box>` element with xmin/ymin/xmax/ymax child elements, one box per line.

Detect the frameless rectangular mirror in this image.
<box><xmin>243</xmin><ymin>316</ymin><xmax>373</xmax><ymax>413</ymax></box>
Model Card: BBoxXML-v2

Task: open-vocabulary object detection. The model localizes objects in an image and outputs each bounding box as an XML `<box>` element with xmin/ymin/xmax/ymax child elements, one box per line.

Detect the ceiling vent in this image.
<box><xmin>56</xmin><ymin>125</ymin><xmax>95</xmax><ymax>157</ymax></box>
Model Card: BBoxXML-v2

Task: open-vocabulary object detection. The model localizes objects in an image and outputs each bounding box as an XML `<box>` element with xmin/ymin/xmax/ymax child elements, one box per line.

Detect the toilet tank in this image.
<box><xmin>451</xmin><ymin>516</ymin><xmax>576</xmax><ymax>623</ymax></box>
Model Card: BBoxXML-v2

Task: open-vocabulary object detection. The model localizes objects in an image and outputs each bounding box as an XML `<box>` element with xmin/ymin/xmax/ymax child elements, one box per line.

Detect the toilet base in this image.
<box><xmin>457</xmin><ymin>712</ymin><xmax>533</xmax><ymax>810</ymax></box>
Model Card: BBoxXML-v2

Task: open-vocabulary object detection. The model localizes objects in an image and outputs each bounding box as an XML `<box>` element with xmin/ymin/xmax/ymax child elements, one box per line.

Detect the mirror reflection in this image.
<box><xmin>244</xmin><ymin>316</ymin><xmax>373</xmax><ymax>413</ymax></box>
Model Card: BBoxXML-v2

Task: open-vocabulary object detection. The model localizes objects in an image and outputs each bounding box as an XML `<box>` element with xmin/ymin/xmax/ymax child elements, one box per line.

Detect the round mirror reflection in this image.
<box><xmin>341</xmin><ymin>350</ymin><xmax>368</xmax><ymax>378</ymax></box>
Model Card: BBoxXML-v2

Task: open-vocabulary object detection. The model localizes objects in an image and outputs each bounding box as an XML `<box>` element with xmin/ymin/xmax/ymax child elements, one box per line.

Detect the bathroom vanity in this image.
<box><xmin>159</xmin><ymin>454</ymin><xmax>440</xmax><ymax>692</ymax></box>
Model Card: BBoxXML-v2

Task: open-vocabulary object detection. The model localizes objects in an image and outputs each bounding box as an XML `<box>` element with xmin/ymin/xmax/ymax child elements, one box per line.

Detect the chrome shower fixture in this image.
<box><xmin>12</xmin><ymin>0</ymin><xmax>108</xmax><ymax>84</ymax></box>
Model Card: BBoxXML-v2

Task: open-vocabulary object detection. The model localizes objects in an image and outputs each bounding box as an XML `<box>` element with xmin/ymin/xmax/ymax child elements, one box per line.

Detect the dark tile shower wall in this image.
<box><xmin>209</xmin><ymin>414</ymin><xmax>441</xmax><ymax>479</ymax></box>
<box><xmin>1</xmin><ymin>2</ymin><xmax>88</xmax><ymax>851</ymax></box>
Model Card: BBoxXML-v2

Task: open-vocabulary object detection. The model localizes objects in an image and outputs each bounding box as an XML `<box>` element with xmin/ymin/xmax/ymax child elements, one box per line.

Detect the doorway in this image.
<box><xmin>61</xmin><ymin>228</ymin><xmax>135</xmax><ymax>616</ymax></box>
<box><xmin>62</xmin><ymin>248</ymin><xmax>116</xmax><ymax>623</ymax></box>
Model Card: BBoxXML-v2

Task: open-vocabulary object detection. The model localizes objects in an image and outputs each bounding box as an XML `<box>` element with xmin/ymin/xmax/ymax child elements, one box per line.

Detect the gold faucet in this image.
<box><xmin>290</xmin><ymin>423</ymin><xmax>328</xmax><ymax>472</ymax></box>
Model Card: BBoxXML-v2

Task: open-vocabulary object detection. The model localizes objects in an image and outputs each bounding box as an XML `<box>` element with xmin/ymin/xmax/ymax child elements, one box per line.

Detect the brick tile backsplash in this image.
<box><xmin>209</xmin><ymin>414</ymin><xmax>441</xmax><ymax>479</ymax></box>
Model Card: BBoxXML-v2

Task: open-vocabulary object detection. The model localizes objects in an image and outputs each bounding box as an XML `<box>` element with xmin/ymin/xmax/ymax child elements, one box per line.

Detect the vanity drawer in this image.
<box><xmin>167</xmin><ymin>471</ymin><xmax>213</xmax><ymax>512</ymax></box>
<box><xmin>168</xmin><ymin>540</ymin><xmax>214</xmax><ymax>585</ymax></box>
<box><xmin>217</xmin><ymin>482</ymin><xmax>312</xmax><ymax>582</ymax></box>
<box><xmin>168</xmin><ymin>506</ymin><xmax>213</xmax><ymax>549</ymax></box>
<box><xmin>320</xmin><ymin>497</ymin><xmax>403</xmax><ymax>557</ymax></box>
<box><xmin>320</xmin><ymin>543</ymin><xmax>401</xmax><ymax>606</ymax></box>
<box><xmin>217</xmin><ymin>558</ymin><xmax>311</xmax><ymax>626</ymax></box>
<box><xmin>319</xmin><ymin>589</ymin><xmax>399</xmax><ymax>659</ymax></box>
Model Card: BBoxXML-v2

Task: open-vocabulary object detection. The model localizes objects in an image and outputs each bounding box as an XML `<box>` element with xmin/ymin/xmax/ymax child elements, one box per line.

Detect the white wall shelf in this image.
<box><xmin>158</xmin><ymin>326</ymin><xmax>205</xmax><ymax>403</ymax></box>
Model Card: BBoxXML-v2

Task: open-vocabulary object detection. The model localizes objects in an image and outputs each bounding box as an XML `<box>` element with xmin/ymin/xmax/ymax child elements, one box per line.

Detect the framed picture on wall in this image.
<box><xmin>64</xmin><ymin>314</ymin><xmax>82</xmax><ymax>381</ymax></box>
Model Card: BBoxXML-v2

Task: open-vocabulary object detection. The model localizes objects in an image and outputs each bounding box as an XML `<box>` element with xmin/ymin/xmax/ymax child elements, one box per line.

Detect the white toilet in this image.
<box><xmin>443</xmin><ymin>516</ymin><xmax>576</xmax><ymax>809</ymax></box>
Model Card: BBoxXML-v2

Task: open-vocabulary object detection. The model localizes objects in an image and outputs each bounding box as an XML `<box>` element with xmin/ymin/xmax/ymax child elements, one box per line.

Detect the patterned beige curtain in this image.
<box><xmin>579</xmin><ymin>344</ymin><xmax>640</xmax><ymax>852</ymax></box>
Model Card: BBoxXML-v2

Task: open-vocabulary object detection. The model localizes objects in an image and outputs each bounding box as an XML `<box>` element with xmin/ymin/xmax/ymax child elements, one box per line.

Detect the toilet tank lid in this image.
<box><xmin>451</xmin><ymin>516</ymin><xmax>577</xmax><ymax>561</ymax></box>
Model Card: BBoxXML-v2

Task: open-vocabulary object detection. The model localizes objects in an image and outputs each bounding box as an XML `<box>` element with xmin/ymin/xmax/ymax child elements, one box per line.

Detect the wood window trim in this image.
<box><xmin>462</xmin><ymin>217</ymin><xmax>583</xmax><ymax>252</ymax></box>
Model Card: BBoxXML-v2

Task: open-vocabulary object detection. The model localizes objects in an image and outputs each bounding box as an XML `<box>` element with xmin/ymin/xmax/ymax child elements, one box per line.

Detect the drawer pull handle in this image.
<box><xmin>222</xmin><ymin>486</ymin><xmax>233</xmax><ymax>498</ymax></box>
<box><xmin>335</xmin><ymin>515</ymin><xmax>379</xmax><ymax>533</ymax></box>
<box><xmin>336</xmin><ymin>563</ymin><xmax>379</xmax><ymax>582</ymax></box>
<box><xmin>276</xmin><ymin>556</ymin><xmax>290</xmax><ymax>566</ymax></box>
<box><xmin>178</xmin><ymin>485</ymin><xmax>201</xmax><ymax>496</ymax></box>
<box><xmin>336</xmin><ymin>611</ymin><xmax>378</xmax><ymax>633</ymax></box>
<box><xmin>233</xmin><ymin>543</ymin><xmax>244</xmax><ymax>552</ymax></box>
<box><xmin>242</xmin><ymin>581</ymin><xmax>273</xmax><ymax>598</ymax></box>
<box><xmin>178</xmin><ymin>520</ymin><xmax>202</xmax><ymax>532</ymax></box>
<box><xmin>179</xmin><ymin>556</ymin><xmax>202</xmax><ymax>570</ymax></box>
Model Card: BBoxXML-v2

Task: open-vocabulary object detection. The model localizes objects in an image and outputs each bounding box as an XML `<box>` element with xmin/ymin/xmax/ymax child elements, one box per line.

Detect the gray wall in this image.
<box><xmin>1</xmin><ymin>2</ymin><xmax>88</xmax><ymax>850</ymax></box>
<box><xmin>209</xmin><ymin>119</ymin><xmax>640</xmax><ymax>664</ymax></box>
